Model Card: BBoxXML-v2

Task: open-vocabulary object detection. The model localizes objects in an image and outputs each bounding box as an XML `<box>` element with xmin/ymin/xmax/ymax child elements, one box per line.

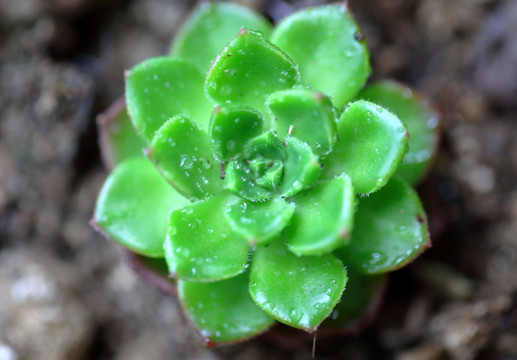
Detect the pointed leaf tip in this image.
<box><xmin>171</xmin><ymin>2</ymin><xmax>272</xmax><ymax>72</ymax></box>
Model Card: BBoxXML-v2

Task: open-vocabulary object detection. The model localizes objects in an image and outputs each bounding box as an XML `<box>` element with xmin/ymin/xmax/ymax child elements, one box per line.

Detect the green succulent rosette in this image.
<box><xmin>93</xmin><ymin>2</ymin><xmax>439</xmax><ymax>345</ymax></box>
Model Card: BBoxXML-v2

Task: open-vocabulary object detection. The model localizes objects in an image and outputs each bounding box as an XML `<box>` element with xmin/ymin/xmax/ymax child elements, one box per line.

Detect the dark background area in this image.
<box><xmin>1</xmin><ymin>0</ymin><xmax>517</xmax><ymax>359</ymax></box>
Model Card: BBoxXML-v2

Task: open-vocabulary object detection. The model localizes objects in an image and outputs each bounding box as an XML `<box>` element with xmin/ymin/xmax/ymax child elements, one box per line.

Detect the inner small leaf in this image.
<box><xmin>224</xmin><ymin>156</ymin><xmax>272</xmax><ymax>202</ymax></box>
<box><xmin>268</xmin><ymin>88</ymin><xmax>337</xmax><ymax>156</ymax></box>
<box><xmin>148</xmin><ymin>115</ymin><xmax>223</xmax><ymax>201</ymax></box>
<box><xmin>209</xmin><ymin>104</ymin><xmax>264</xmax><ymax>162</ymax></box>
<box><xmin>280</xmin><ymin>137</ymin><xmax>320</xmax><ymax>198</ymax></box>
<box><xmin>224</xmin><ymin>197</ymin><xmax>295</xmax><ymax>246</ymax></box>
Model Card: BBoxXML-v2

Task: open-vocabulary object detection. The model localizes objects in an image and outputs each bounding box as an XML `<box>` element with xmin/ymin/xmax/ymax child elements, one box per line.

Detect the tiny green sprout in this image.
<box><xmin>92</xmin><ymin>2</ymin><xmax>440</xmax><ymax>345</ymax></box>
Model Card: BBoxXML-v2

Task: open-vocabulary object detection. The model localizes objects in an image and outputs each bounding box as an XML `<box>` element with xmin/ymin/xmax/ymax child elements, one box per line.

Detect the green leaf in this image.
<box><xmin>270</xmin><ymin>4</ymin><xmax>370</xmax><ymax>108</ymax></box>
<box><xmin>149</xmin><ymin>115</ymin><xmax>223</xmax><ymax>201</ymax></box>
<box><xmin>323</xmin><ymin>268</ymin><xmax>385</xmax><ymax>329</ymax></box>
<box><xmin>171</xmin><ymin>2</ymin><xmax>272</xmax><ymax>72</ymax></box>
<box><xmin>267</xmin><ymin>88</ymin><xmax>337</xmax><ymax>155</ymax></box>
<box><xmin>93</xmin><ymin>157</ymin><xmax>188</xmax><ymax>257</ymax></box>
<box><xmin>243</xmin><ymin>131</ymin><xmax>285</xmax><ymax>161</ymax></box>
<box><xmin>286</xmin><ymin>175</ymin><xmax>355</xmax><ymax>256</ymax></box>
<box><xmin>358</xmin><ymin>81</ymin><xmax>440</xmax><ymax>185</ymax></box>
<box><xmin>209</xmin><ymin>104</ymin><xmax>264</xmax><ymax>162</ymax></box>
<box><xmin>337</xmin><ymin>177</ymin><xmax>429</xmax><ymax>275</ymax></box>
<box><xmin>205</xmin><ymin>29</ymin><xmax>300</xmax><ymax>122</ymax></box>
<box><xmin>254</xmin><ymin>160</ymin><xmax>283</xmax><ymax>191</ymax></box>
<box><xmin>280</xmin><ymin>137</ymin><xmax>320</xmax><ymax>197</ymax></box>
<box><xmin>126</xmin><ymin>57</ymin><xmax>211</xmax><ymax>140</ymax></box>
<box><xmin>224</xmin><ymin>156</ymin><xmax>271</xmax><ymax>202</ymax></box>
<box><xmin>322</xmin><ymin>100</ymin><xmax>409</xmax><ymax>194</ymax></box>
<box><xmin>250</xmin><ymin>241</ymin><xmax>347</xmax><ymax>331</ymax></box>
<box><xmin>97</xmin><ymin>98</ymin><xmax>146</xmax><ymax>169</ymax></box>
<box><xmin>179</xmin><ymin>272</ymin><xmax>274</xmax><ymax>344</ymax></box>
<box><xmin>164</xmin><ymin>193</ymin><xmax>249</xmax><ymax>282</ymax></box>
<box><xmin>224</xmin><ymin>198</ymin><xmax>295</xmax><ymax>246</ymax></box>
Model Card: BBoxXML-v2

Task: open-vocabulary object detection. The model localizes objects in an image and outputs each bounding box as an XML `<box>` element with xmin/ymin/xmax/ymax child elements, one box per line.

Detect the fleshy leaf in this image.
<box><xmin>205</xmin><ymin>29</ymin><xmax>300</xmax><ymax>122</ymax></box>
<box><xmin>224</xmin><ymin>198</ymin><xmax>295</xmax><ymax>246</ymax></box>
<box><xmin>93</xmin><ymin>157</ymin><xmax>188</xmax><ymax>257</ymax></box>
<box><xmin>171</xmin><ymin>2</ymin><xmax>272</xmax><ymax>72</ymax></box>
<box><xmin>224</xmin><ymin>156</ymin><xmax>271</xmax><ymax>202</ymax></box>
<box><xmin>322</xmin><ymin>100</ymin><xmax>408</xmax><ymax>194</ymax></box>
<box><xmin>270</xmin><ymin>4</ymin><xmax>370</xmax><ymax>108</ymax></box>
<box><xmin>97</xmin><ymin>98</ymin><xmax>146</xmax><ymax>169</ymax></box>
<box><xmin>286</xmin><ymin>175</ymin><xmax>355</xmax><ymax>256</ymax></box>
<box><xmin>280</xmin><ymin>137</ymin><xmax>320</xmax><ymax>197</ymax></box>
<box><xmin>179</xmin><ymin>272</ymin><xmax>274</xmax><ymax>344</ymax></box>
<box><xmin>209</xmin><ymin>104</ymin><xmax>264</xmax><ymax>162</ymax></box>
<box><xmin>149</xmin><ymin>115</ymin><xmax>223</xmax><ymax>201</ymax></box>
<box><xmin>267</xmin><ymin>88</ymin><xmax>337</xmax><ymax>155</ymax></box>
<box><xmin>323</xmin><ymin>268</ymin><xmax>385</xmax><ymax>330</ymax></box>
<box><xmin>164</xmin><ymin>193</ymin><xmax>249</xmax><ymax>282</ymax></box>
<box><xmin>126</xmin><ymin>57</ymin><xmax>211</xmax><ymax>140</ymax></box>
<box><xmin>243</xmin><ymin>131</ymin><xmax>285</xmax><ymax>161</ymax></box>
<box><xmin>337</xmin><ymin>177</ymin><xmax>429</xmax><ymax>274</ymax></box>
<box><xmin>250</xmin><ymin>241</ymin><xmax>347</xmax><ymax>331</ymax></box>
<box><xmin>359</xmin><ymin>81</ymin><xmax>440</xmax><ymax>184</ymax></box>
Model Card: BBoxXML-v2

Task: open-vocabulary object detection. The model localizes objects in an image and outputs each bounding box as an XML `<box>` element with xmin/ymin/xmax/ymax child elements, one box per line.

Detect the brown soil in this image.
<box><xmin>1</xmin><ymin>0</ymin><xmax>516</xmax><ymax>359</ymax></box>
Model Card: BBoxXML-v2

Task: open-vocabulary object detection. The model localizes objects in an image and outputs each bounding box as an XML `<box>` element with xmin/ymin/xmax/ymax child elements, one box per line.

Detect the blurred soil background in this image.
<box><xmin>1</xmin><ymin>0</ymin><xmax>517</xmax><ymax>359</ymax></box>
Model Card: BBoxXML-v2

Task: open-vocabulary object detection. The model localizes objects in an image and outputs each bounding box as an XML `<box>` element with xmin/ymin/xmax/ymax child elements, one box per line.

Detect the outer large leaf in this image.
<box><xmin>93</xmin><ymin>157</ymin><xmax>188</xmax><ymax>257</ymax></box>
<box><xmin>209</xmin><ymin>104</ymin><xmax>264</xmax><ymax>162</ymax></box>
<box><xmin>97</xmin><ymin>98</ymin><xmax>146</xmax><ymax>169</ymax></box>
<box><xmin>205</xmin><ymin>29</ymin><xmax>300</xmax><ymax>122</ymax></box>
<box><xmin>126</xmin><ymin>57</ymin><xmax>211</xmax><ymax>140</ymax></box>
<box><xmin>286</xmin><ymin>175</ymin><xmax>354</xmax><ymax>256</ymax></box>
<box><xmin>359</xmin><ymin>81</ymin><xmax>440</xmax><ymax>184</ymax></box>
<box><xmin>280</xmin><ymin>137</ymin><xmax>320</xmax><ymax>198</ymax></box>
<box><xmin>224</xmin><ymin>198</ymin><xmax>295</xmax><ymax>246</ymax></box>
<box><xmin>149</xmin><ymin>115</ymin><xmax>223</xmax><ymax>201</ymax></box>
<box><xmin>171</xmin><ymin>2</ymin><xmax>272</xmax><ymax>72</ymax></box>
<box><xmin>268</xmin><ymin>88</ymin><xmax>337</xmax><ymax>156</ymax></box>
<box><xmin>250</xmin><ymin>241</ymin><xmax>347</xmax><ymax>331</ymax></box>
<box><xmin>322</xmin><ymin>100</ymin><xmax>408</xmax><ymax>194</ymax></box>
<box><xmin>270</xmin><ymin>4</ymin><xmax>370</xmax><ymax>108</ymax></box>
<box><xmin>337</xmin><ymin>177</ymin><xmax>429</xmax><ymax>274</ymax></box>
<box><xmin>164</xmin><ymin>193</ymin><xmax>249</xmax><ymax>282</ymax></box>
<box><xmin>179</xmin><ymin>272</ymin><xmax>274</xmax><ymax>344</ymax></box>
<box><xmin>322</xmin><ymin>269</ymin><xmax>386</xmax><ymax>331</ymax></box>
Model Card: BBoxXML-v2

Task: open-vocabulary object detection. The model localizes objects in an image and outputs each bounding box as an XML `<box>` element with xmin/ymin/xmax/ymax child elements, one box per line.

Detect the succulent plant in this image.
<box><xmin>92</xmin><ymin>2</ymin><xmax>439</xmax><ymax>345</ymax></box>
